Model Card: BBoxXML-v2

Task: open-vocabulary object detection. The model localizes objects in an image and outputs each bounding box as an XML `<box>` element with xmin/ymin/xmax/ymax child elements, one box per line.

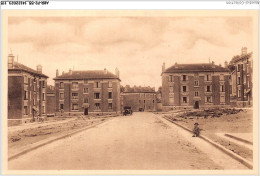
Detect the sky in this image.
<box><xmin>8</xmin><ymin>16</ymin><xmax>253</xmax><ymax>89</ymax></box>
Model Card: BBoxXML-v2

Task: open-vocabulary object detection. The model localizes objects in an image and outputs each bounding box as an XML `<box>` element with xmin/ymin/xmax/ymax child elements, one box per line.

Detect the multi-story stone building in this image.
<box><xmin>46</xmin><ymin>85</ymin><xmax>56</xmax><ymax>115</ymax></box>
<box><xmin>229</xmin><ymin>47</ymin><xmax>253</xmax><ymax>107</ymax></box>
<box><xmin>53</xmin><ymin>68</ymin><xmax>121</xmax><ymax>116</ymax></box>
<box><xmin>8</xmin><ymin>53</ymin><xmax>48</xmax><ymax>125</ymax></box>
<box><xmin>121</xmin><ymin>85</ymin><xmax>157</xmax><ymax>112</ymax></box>
<box><xmin>161</xmin><ymin>62</ymin><xmax>230</xmax><ymax>111</ymax></box>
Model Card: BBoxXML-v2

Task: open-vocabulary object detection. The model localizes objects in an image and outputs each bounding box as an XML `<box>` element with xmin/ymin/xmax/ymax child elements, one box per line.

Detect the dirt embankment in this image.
<box><xmin>163</xmin><ymin>108</ymin><xmax>253</xmax><ymax>161</ymax></box>
<box><xmin>8</xmin><ymin>115</ymin><xmax>115</xmax><ymax>156</ymax></box>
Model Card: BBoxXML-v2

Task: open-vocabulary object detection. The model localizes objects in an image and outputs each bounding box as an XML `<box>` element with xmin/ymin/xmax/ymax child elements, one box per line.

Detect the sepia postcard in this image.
<box><xmin>1</xmin><ymin>8</ymin><xmax>259</xmax><ymax>175</ymax></box>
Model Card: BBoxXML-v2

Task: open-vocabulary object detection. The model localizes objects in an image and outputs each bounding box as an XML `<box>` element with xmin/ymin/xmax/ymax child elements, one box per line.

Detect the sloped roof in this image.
<box><xmin>54</xmin><ymin>70</ymin><xmax>120</xmax><ymax>80</ymax></box>
<box><xmin>163</xmin><ymin>63</ymin><xmax>229</xmax><ymax>74</ymax></box>
<box><xmin>9</xmin><ymin>61</ymin><xmax>48</xmax><ymax>78</ymax></box>
<box><xmin>123</xmin><ymin>86</ymin><xmax>156</xmax><ymax>93</ymax></box>
<box><xmin>230</xmin><ymin>52</ymin><xmax>252</xmax><ymax>64</ymax></box>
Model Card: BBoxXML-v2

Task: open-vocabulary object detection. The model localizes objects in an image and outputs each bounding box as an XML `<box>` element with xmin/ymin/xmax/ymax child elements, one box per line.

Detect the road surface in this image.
<box><xmin>8</xmin><ymin>112</ymin><xmax>247</xmax><ymax>170</ymax></box>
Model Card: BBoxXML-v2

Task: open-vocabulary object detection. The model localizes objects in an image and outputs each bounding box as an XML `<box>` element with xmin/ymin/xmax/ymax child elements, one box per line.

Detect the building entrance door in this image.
<box><xmin>84</xmin><ymin>108</ymin><xmax>88</xmax><ymax>115</ymax></box>
<box><xmin>194</xmin><ymin>101</ymin><xmax>199</xmax><ymax>109</ymax></box>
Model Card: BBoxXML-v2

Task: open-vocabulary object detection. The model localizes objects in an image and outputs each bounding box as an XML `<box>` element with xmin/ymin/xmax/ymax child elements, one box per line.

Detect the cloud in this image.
<box><xmin>8</xmin><ymin>16</ymin><xmax>254</xmax><ymax>88</ymax></box>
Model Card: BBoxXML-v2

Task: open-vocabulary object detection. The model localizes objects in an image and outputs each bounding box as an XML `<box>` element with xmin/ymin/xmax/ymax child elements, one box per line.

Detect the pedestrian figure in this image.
<box><xmin>192</xmin><ymin>122</ymin><xmax>200</xmax><ymax>137</ymax></box>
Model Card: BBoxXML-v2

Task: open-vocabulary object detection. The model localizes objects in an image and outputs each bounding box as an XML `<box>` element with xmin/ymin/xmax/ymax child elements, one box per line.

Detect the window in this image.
<box><xmin>95</xmin><ymin>82</ymin><xmax>100</xmax><ymax>88</ymax></box>
<box><xmin>42</xmin><ymin>80</ymin><xmax>46</xmax><ymax>88</ymax></box>
<box><xmin>182</xmin><ymin>86</ymin><xmax>187</xmax><ymax>92</ymax></box>
<box><xmin>206</xmin><ymin>74</ymin><xmax>212</xmax><ymax>81</ymax></box>
<box><xmin>108</xmin><ymin>92</ymin><xmax>112</xmax><ymax>99</ymax></box>
<box><xmin>169</xmin><ymin>75</ymin><xmax>173</xmax><ymax>82</ymax></box>
<box><xmin>237</xmin><ymin>64</ymin><xmax>241</xmax><ymax>72</ymax></box>
<box><xmin>72</xmin><ymin>82</ymin><xmax>78</xmax><ymax>89</ymax></box>
<box><xmin>72</xmin><ymin>93</ymin><xmax>78</xmax><ymax>99</ymax></box>
<box><xmin>220</xmin><ymin>74</ymin><xmax>224</xmax><ymax>81</ymax></box>
<box><xmin>84</xmin><ymin>98</ymin><xmax>88</xmax><ymax>103</ymax></box>
<box><xmin>195</xmin><ymin>91</ymin><xmax>199</xmax><ymax>97</ymax></box>
<box><xmin>194</xmin><ymin>80</ymin><xmax>199</xmax><ymax>86</ymax></box>
<box><xmin>183</xmin><ymin>97</ymin><xmax>187</xmax><ymax>103</ymax></box>
<box><xmin>42</xmin><ymin>106</ymin><xmax>45</xmax><ymax>114</ymax></box>
<box><xmin>153</xmin><ymin>100</ymin><xmax>155</xmax><ymax>103</ymax></box>
<box><xmin>169</xmin><ymin>97</ymin><xmax>174</xmax><ymax>104</ymax></box>
<box><xmin>24</xmin><ymin>91</ymin><xmax>28</xmax><ymax>100</ymax></box>
<box><xmin>95</xmin><ymin>103</ymin><xmax>100</xmax><ymax>110</ymax></box>
<box><xmin>72</xmin><ymin>104</ymin><xmax>78</xmax><ymax>110</ymax></box>
<box><xmin>206</xmin><ymin>96</ymin><xmax>212</xmax><ymax>103</ymax></box>
<box><xmin>28</xmin><ymin>78</ymin><xmax>30</xmax><ymax>85</ymax></box>
<box><xmin>24</xmin><ymin>106</ymin><xmax>28</xmax><ymax>115</ymax></box>
<box><xmin>144</xmin><ymin>100</ymin><xmax>146</xmax><ymax>103</ymax></box>
<box><xmin>83</xmin><ymin>87</ymin><xmax>88</xmax><ymax>93</ymax></box>
<box><xmin>94</xmin><ymin>93</ymin><xmax>100</xmax><ymax>99</ymax></box>
<box><xmin>84</xmin><ymin>80</ymin><xmax>88</xmax><ymax>84</ymax></box>
<box><xmin>42</xmin><ymin>93</ymin><xmax>45</xmax><ymax>101</ymax></box>
<box><xmin>230</xmin><ymin>85</ymin><xmax>232</xmax><ymax>94</ymax></box>
<box><xmin>238</xmin><ymin>77</ymin><xmax>241</xmax><ymax>85</ymax></box>
<box><xmin>33</xmin><ymin>98</ymin><xmax>36</xmax><ymax>106</ymax></box>
<box><xmin>108</xmin><ymin>81</ymin><xmax>113</xmax><ymax>88</ymax></box>
<box><xmin>169</xmin><ymin>86</ymin><xmax>174</xmax><ymax>93</ymax></box>
<box><xmin>220</xmin><ymin>96</ymin><xmax>225</xmax><ymax>103</ymax></box>
<box><xmin>139</xmin><ymin>100</ymin><xmax>141</xmax><ymax>103</ymax></box>
<box><xmin>60</xmin><ymin>82</ymin><xmax>64</xmax><ymax>89</ymax></box>
<box><xmin>220</xmin><ymin>85</ymin><xmax>225</xmax><ymax>92</ymax></box>
<box><xmin>60</xmin><ymin>104</ymin><xmax>64</xmax><ymax>110</ymax></box>
<box><xmin>238</xmin><ymin>89</ymin><xmax>241</xmax><ymax>98</ymax></box>
<box><xmin>207</xmin><ymin>86</ymin><xmax>211</xmax><ymax>92</ymax></box>
<box><xmin>34</xmin><ymin>84</ymin><xmax>36</xmax><ymax>91</ymax></box>
<box><xmin>60</xmin><ymin>92</ymin><xmax>64</xmax><ymax>99</ymax></box>
<box><xmin>108</xmin><ymin>103</ymin><xmax>113</xmax><ymax>109</ymax></box>
<box><xmin>182</xmin><ymin>75</ymin><xmax>187</xmax><ymax>81</ymax></box>
<box><xmin>24</xmin><ymin>76</ymin><xmax>28</xmax><ymax>84</ymax></box>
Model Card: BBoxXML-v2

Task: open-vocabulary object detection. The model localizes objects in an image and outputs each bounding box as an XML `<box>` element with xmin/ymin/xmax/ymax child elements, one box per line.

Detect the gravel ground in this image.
<box><xmin>163</xmin><ymin>109</ymin><xmax>253</xmax><ymax>161</ymax></box>
<box><xmin>8</xmin><ymin>116</ymin><xmax>114</xmax><ymax>157</ymax></box>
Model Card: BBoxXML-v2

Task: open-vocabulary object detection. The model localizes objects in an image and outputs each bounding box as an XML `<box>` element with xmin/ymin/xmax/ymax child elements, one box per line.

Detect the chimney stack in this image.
<box><xmin>8</xmin><ymin>54</ymin><xmax>15</xmax><ymax>68</ymax></box>
<box><xmin>115</xmin><ymin>68</ymin><xmax>119</xmax><ymax>78</ymax></box>
<box><xmin>56</xmin><ymin>69</ymin><xmax>59</xmax><ymax>77</ymax></box>
<box><xmin>162</xmin><ymin>62</ymin><xmax>165</xmax><ymax>72</ymax></box>
<box><xmin>241</xmin><ymin>47</ymin><xmax>247</xmax><ymax>55</ymax></box>
<box><xmin>37</xmin><ymin>65</ymin><xmax>42</xmax><ymax>74</ymax></box>
<box><xmin>62</xmin><ymin>71</ymin><xmax>65</xmax><ymax>75</ymax></box>
<box><xmin>104</xmin><ymin>68</ymin><xmax>108</xmax><ymax>74</ymax></box>
<box><xmin>69</xmin><ymin>68</ymin><xmax>72</xmax><ymax>75</ymax></box>
<box><xmin>224</xmin><ymin>61</ymin><xmax>228</xmax><ymax>68</ymax></box>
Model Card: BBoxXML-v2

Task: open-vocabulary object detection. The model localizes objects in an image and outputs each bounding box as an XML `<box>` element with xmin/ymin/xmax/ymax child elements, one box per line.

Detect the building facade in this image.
<box><xmin>121</xmin><ymin>86</ymin><xmax>157</xmax><ymax>112</ymax></box>
<box><xmin>161</xmin><ymin>62</ymin><xmax>230</xmax><ymax>111</ymax></box>
<box><xmin>53</xmin><ymin>68</ymin><xmax>121</xmax><ymax>116</ymax></box>
<box><xmin>46</xmin><ymin>85</ymin><xmax>56</xmax><ymax>115</ymax></box>
<box><xmin>8</xmin><ymin>54</ymin><xmax>48</xmax><ymax>125</ymax></box>
<box><xmin>229</xmin><ymin>47</ymin><xmax>253</xmax><ymax>107</ymax></box>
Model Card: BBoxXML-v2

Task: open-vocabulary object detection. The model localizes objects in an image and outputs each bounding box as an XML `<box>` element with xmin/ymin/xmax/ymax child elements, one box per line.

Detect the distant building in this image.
<box><xmin>121</xmin><ymin>86</ymin><xmax>157</xmax><ymax>112</ymax></box>
<box><xmin>161</xmin><ymin>62</ymin><xmax>230</xmax><ymax>111</ymax></box>
<box><xmin>46</xmin><ymin>85</ymin><xmax>56</xmax><ymax>114</ymax></box>
<box><xmin>53</xmin><ymin>68</ymin><xmax>121</xmax><ymax>116</ymax></box>
<box><xmin>8</xmin><ymin>54</ymin><xmax>48</xmax><ymax>125</ymax></box>
<box><xmin>229</xmin><ymin>47</ymin><xmax>253</xmax><ymax>107</ymax></box>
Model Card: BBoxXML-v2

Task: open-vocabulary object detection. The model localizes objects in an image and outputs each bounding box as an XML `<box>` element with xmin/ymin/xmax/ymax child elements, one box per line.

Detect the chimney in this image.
<box><xmin>224</xmin><ymin>61</ymin><xmax>228</xmax><ymax>68</ymax></box>
<box><xmin>212</xmin><ymin>61</ymin><xmax>216</xmax><ymax>68</ymax></box>
<box><xmin>62</xmin><ymin>71</ymin><xmax>65</xmax><ymax>75</ymax></box>
<box><xmin>104</xmin><ymin>68</ymin><xmax>108</xmax><ymax>74</ymax></box>
<box><xmin>115</xmin><ymin>68</ymin><xmax>119</xmax><ymax>78</ymax></box>
<box><xmin>37</xmin><ymin>65</ymin><xmax>42</xmax><ymax>73</ymax></box>
<box><xmin>241</xmin><ymin>47</ymin><xmax>247</xmax><ymax>55</ymax></box>
<box><xmin>162</xmin><ymin>62</ymin><xmax>165</xmax><ymax>72</ymax></box>
<box><xmin>212</xmin><ymin>61</ymin><xmax>215</xmax><ymax>65</ymax></box>
<box><xmin>8</xmin><ymin>54</ymin><xmax>15</xmax><ymax>68</ymax></box>
<box><xmin>56</xmin><ymin>69</ymin><xmax>59</xmax><ymax>77</ymax></box>
<box><xmin>69</xmin><ymin>68</ymin><xmax>72</xmax><ymax>75</ymax></box>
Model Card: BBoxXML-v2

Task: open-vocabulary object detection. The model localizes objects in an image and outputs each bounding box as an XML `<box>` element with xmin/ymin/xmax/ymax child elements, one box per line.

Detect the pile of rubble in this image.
<box><xmin>178</xmin><ymin>108</ymin><xmax>243</xmax><ymax>118</ymax></box>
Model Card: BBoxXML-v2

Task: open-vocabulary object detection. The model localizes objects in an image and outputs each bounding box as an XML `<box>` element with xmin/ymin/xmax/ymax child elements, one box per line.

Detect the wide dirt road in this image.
<box><xmin>8</xmin><ymin>112</ymin><xmax>246</xmax><ymax>170</ymax></box>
